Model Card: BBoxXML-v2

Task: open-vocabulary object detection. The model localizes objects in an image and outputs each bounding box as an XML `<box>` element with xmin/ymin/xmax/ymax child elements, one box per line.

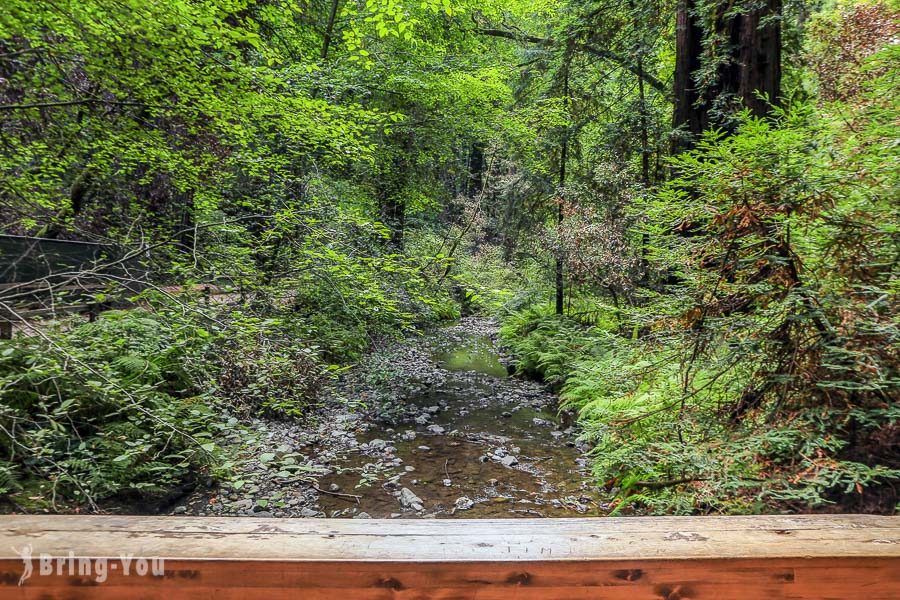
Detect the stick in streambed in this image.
<box><xmin>311</xmin><ymin>484</ymin><xmax>362</xmax><ymax>504</ymax></box>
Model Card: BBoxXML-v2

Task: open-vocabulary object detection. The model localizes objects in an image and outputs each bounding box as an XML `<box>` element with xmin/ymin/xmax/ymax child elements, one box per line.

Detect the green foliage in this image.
<box><xmin>1</xmin><ymin>0</ymin><xmax>897</xmax><ymax>517</ymax></box>
<box><xmin>498</xmin><ymin>34</ymin><xmax>899</xmax><ymax>514</ymax></box>
<box><xmin>0</xmin><ymin>311</ymin><xmax>225</xmax><ymax>507</ymax></box>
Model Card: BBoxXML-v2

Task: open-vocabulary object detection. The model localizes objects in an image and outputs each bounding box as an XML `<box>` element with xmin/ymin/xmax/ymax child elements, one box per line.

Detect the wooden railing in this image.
<box><xmin>1</xmin><ymin>514</ymin><xmax>897</xmax><ymax>598</ymax></box>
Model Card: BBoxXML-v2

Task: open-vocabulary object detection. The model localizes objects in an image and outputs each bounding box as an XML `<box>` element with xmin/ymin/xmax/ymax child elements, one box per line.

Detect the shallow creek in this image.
<box><xmin>317</xmin><ymin>328</ymin><xmax>605</xmax><ymax>518</ymax></box>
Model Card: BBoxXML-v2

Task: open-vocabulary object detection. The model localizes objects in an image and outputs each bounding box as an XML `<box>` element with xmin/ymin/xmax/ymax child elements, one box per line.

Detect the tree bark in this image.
<box><xmin>555</xmin><ymin>59</ymin><xmax>570</xmax><ymax>316</ymax></box>
<box><xmin>673</xmin><ymin>0</ymin><xmax>782</xmax><ymax>150</ymax></box>
<box><xmin>321</xmin><ymin>0</ymin><xmax>340</xmax><ymax>60</ymax></box>
<box><xmin>672</xmin><ymin>0</ymin><xmax>707</xmax><ymax>151</ymax></box>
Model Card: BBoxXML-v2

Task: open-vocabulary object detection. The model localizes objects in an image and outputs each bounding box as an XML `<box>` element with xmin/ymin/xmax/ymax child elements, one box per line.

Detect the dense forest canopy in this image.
<box><xmin>0</xmin><ymin>0</ymin><xmax>897</xmax><ymax>515</ymax></box>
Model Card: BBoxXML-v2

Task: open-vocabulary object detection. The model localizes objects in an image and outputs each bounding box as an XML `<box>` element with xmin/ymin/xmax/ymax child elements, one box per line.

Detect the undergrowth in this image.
<box><xmin>500</xmin><ymin>300</ymin><xmax>899</xmax><ymax>515</ymax></box>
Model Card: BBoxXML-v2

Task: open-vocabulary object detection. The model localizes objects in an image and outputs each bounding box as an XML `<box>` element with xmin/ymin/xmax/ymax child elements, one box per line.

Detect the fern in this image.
<box><xmin>0</xmin><ymin>461</ymin><xmax>20</xmax><ymax>495</ymax></box>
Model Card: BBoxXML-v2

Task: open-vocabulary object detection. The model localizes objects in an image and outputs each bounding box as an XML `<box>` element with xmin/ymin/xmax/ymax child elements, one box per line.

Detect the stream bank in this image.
<box><xmin>177</xmin><ymin>317</ymin><xmax>607</xmax><ymax>518</ymax></box>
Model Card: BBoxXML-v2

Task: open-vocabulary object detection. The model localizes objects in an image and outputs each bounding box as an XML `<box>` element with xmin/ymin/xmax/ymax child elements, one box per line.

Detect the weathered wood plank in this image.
<box><xmin>2</xmin><ymin>515</ymin><xmax>897</xmax><ymax>561</ymax></box>
<box><xmin>0</xmin><ymin>515</ymin><xmax>897</xmax><ymax>599</ymax></box>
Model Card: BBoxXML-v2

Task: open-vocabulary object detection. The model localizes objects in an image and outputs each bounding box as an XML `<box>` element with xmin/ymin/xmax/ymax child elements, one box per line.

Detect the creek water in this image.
<box><xmin>318</xmin><ymin>330</ymin><xmax>605</xmax><ymax>518</ymax></box>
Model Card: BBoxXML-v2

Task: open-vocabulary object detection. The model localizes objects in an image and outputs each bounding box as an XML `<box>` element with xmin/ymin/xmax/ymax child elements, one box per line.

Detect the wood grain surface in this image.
<box><xmin>0</xmin><ymin>514</ymin><xmax>897</xmax><ymax>598</ymax></box>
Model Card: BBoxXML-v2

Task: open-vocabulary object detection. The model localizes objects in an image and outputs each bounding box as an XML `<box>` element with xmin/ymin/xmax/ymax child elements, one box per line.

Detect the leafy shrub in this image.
<box><xmin>211</xmin><ymin>315</ymin><xmax>325</xmax><ymax>419</ymax></box>
<box><xmin>0</xmin><ymin>311</ymin><xmax>225</xmax><ymax>508</ymax></box>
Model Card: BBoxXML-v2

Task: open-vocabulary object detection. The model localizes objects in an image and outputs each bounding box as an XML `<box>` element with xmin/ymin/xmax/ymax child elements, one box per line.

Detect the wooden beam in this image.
<box><xmin>0</xmin><ymin>515</ymin><xmax>897</xmax><ymax>598</ymax></box>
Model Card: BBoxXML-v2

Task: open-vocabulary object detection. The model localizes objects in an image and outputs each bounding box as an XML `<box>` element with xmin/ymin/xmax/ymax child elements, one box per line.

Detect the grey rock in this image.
<box><xmin>173</xmin><ymin>506</ymin><xmax>187</xmax><ymax>515</ymax></box>
<box><xmin>353</xmin><ymin>512</ymin><xmax>372</xmax><ymax>519</ymax></box>
<box><xmin>454</xmin><ymin>496</ymin><xmax>474</xmax><ymax>511</ymax></box>
<box><xmin>299</xmin><ymin>507</ymin><xmax>319</xmax><ymax>518</ymax></box>
<box><xmin>399</xmin><ymin>487</ymin><xmax>424</xmax><ymax>511</ymax></box>
<box><xmin>501</xmin><ymin>455</ymin><xmax>519</xmax><ymax>467</ymax></box>
<box><xmin>426</xmin><ymin>425</ymin><xmax>445</xmax><ymax>435</ymax></box>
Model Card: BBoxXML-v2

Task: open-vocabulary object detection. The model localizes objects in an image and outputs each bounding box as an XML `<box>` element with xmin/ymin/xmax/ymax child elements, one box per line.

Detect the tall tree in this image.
<box><xmin>673</xmin><ymin>0</ymin><xmax>783</xmax><ymax>150</ymax></box>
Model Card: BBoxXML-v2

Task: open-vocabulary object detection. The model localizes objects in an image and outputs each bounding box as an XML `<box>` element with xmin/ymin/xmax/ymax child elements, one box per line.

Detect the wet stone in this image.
<box><xmin>455</xmin><ymin>496</ymin><xmax>475</xmax><ymax>510</ymax></box>
<box><xmin>242</xmin><ymin>317</ymin><xmax>607</xmax><ymax>521</ymax></box>
<box><xmin>399</xmin><ymin>487</ymin><xmax>425</xmax><ymax>512</ymax></box>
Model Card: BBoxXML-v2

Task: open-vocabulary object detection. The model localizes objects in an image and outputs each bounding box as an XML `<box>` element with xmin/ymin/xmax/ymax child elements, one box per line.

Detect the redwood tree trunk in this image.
<box><xmin>673</xmin><ymin>0</ymin><xmax>782</xmax><ymax>150</ymax></box>
<box><xmin>673</xmin><ymin>0</ymin><xmax>706</xmax><ymax>151</ymax></box>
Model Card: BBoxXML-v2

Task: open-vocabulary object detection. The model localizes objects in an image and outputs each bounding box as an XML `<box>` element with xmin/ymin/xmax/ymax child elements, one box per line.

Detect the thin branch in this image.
<box><xmin>475</xmin><ymin>28</ymin><xmax>670</xmax><ymax>97</ymax></box>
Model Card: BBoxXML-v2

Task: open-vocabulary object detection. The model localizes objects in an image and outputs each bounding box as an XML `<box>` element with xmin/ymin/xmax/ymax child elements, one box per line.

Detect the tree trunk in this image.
<box><xmin>555</xmin><ymin>59</ymin><xmax>570</xmax><ymax>316</ymax></box>
<box><xmin>377</xmin><ymin>167</ymin><xmax>405</xmax><ymax>249</ymax></box>
<box><xmin>321</xmin><ymin>0</ymin><xmax>340</xmax><ymax>60</ymax></box>
<box><xmin>378</xmin><ymin>139</ymin><xmax>411</xmax><ymax>249</ymax></box>
<box><xmin>673</xmin><ymin>0</ymin><xmax>706</xmax><ymax>151</ymax></box>
<box><xmin>734</xmin><ymin>0</ymin><xmax>782</xmax><ymax>119</ymax></box>
<box><xmin>673</xmin><ymin>0</ymin><xmax>782</xmax><ymax>150</ymax></box>
<box><xmin>468</xmin><ymin>143</ymin><xmax>485</xmax><ymax>198</ymax></box>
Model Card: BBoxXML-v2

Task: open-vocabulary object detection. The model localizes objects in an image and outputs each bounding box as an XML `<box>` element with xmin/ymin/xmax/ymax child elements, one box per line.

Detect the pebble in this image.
<box><xmin>501</xmin><ymin>455</ymin><xmax>519</xmax><ymax>467</ymax></box>
<box><xmin>399</xmin><ymin>487</ymin><xmax>425</xmax><ymax>512</ymax></box>
<box><xmin>454</xmin><ymin>496</ymin><xmax>474</xmax><ymax>510</ymax></box>
<box><xmin>185</xmin><ymin>317</ymin><xmax>597</xmax><ymax>521</ymax></box>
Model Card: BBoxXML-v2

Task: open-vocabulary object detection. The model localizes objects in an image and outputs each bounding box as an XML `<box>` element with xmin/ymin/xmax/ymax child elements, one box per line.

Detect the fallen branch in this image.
<box><xmin>311</xmin><ymin>485</ymin><xmax>362</xmax><ymax>504</ymax></box>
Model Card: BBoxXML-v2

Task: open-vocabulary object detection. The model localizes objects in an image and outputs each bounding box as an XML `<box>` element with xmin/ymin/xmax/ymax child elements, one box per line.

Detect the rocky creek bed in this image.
<box><xmin>174</xmin><ymin>317</ymin><xmax>608</xmax><ymax>518</ymax></box>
